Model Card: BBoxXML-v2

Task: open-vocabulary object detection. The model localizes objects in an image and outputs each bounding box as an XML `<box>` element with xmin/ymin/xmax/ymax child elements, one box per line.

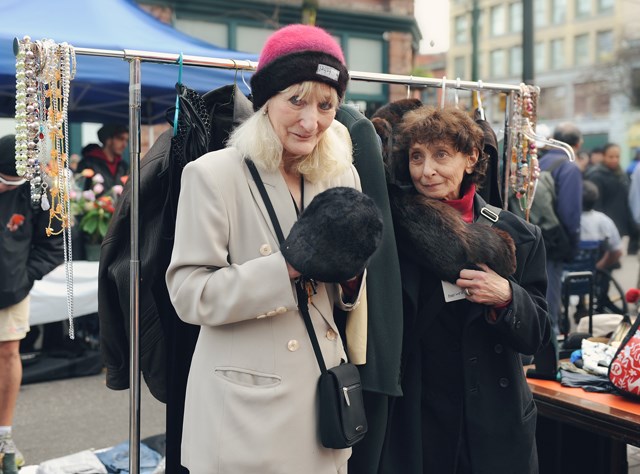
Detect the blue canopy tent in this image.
<box><xmin>0</xmin><ymin>0</ymin><xmax>257</xmax><ymax>124</ymax></box>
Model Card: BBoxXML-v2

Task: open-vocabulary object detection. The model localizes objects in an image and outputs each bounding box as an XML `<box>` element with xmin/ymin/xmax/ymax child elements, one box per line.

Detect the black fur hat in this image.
<box><xmin>282</xmin><ymin>187</ymin><xmax>383</xmax><ymax>282</ymax></box>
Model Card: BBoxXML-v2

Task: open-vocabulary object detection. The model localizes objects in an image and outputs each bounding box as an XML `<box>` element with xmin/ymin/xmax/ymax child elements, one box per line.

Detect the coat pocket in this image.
<box><xmin>214</xmin><ymin>366</ymin><xmax>282</xmax><ymax>388</ymax></box>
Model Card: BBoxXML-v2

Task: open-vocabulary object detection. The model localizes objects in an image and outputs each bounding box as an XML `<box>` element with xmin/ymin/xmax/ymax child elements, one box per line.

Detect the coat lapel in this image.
<box><xmin>244</xmin><ymin>162</ymin><xmax>298</xmax><ymax>247</ymax></box>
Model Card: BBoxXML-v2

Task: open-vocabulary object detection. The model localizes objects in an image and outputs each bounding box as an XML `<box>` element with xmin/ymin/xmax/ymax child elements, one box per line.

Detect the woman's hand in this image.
<box><xmin>286</xmin><ymin>261</ymin><xmax>302</xmax><ymax>280</ymax></box>
<box><xmin>456</xmin><ymin>263</ymin><xmax>512</xmax><ymax>306</ymax></box>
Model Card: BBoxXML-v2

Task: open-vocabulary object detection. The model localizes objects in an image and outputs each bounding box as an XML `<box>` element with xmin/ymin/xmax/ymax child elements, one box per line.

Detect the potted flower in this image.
<box><xmin>71</xmin><ymin>169</ymin><xmax>124</xmax><ymax>260</ymax></box>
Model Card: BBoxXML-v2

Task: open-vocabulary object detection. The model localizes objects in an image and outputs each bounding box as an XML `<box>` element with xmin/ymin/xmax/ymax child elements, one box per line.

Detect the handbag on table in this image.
<box><xmin>607</xmin><ymin>314</ymin><xmax>640</xmax><ymax>399</ymax></box>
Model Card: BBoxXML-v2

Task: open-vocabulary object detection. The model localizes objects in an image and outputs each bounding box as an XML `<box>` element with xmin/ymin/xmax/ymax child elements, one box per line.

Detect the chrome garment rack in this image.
<box><xmin>39</xmin><ymin>44</ymin><xmax>530</xmax><ymax>474</ymax></box>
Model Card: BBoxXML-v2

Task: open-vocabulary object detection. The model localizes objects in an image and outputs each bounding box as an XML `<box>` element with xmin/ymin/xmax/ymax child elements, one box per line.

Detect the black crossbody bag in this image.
<box><xmin>246</xmin><ymin>159</ymin><xmax>368</xmax><ymax>448</ymax></box>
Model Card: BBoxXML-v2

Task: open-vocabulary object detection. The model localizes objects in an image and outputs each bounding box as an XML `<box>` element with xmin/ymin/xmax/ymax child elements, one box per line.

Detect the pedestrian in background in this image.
<box><xmin>76</xmin><ymin>123</ymin><xmax>129</xmax><ymax>192</ymax></box>
<box><xmin>0</xmin><ymin>135</ymin><xmax>63</xmax><ymax>472</ymax></box>
<box><xmin>586</xmin><ymin>142</ymin><xmax>639</xmax><ymax>254</ymax></box>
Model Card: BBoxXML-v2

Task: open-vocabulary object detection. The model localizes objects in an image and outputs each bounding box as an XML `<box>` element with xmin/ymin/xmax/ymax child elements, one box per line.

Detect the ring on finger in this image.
<box><xmin>464</xmin><ymin>288</ymin><xmax>472</xmax><ymax>297</ymax></box>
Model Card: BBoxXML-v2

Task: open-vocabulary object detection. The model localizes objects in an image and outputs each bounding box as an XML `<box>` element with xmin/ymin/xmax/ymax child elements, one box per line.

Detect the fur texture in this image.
<box><xmin>389</xmin><ymin>186</ymin><xmax>516</xmax><ymax>282</ymax></box>
<box><xmin>282</xmin><ymin>187</ymin><xmax>384</xmax><ymax>282</ymax></box>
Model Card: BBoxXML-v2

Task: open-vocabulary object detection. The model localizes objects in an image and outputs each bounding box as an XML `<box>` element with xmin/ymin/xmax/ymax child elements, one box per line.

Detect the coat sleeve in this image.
<box><xmin>166</xmin><ymin>160</ymin><xmax>298</xmax><ymax>327</ymax></box>
<box><xmin>26</xmin><ymin>204</ymin><xmax>64</xmax><ymax>284</ymax></box>
<box><xmin>487</xmin><ymin>224</ymin><xmax>551</xmax><ymax>355</ymax></box>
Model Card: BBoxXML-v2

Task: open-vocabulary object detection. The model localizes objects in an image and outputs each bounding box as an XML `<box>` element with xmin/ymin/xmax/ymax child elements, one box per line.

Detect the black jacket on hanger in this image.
<box><xmin>98</xmin><ymin>84</ymin><xmax>253</xmax><ymax>473</ymax></box>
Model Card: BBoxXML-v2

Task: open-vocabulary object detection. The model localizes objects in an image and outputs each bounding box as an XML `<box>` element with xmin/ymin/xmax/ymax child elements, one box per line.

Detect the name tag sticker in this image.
<box><xmin>442</xmin><ymin>280</ymin><xmax>466</xmax><ymax>302</ymax></box>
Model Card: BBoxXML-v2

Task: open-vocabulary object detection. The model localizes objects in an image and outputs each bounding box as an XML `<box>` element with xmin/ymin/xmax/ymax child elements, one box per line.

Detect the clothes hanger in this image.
<box><xmin>521</xmin><ymin>119</ymin><xmax>576</xmax><ymax>162</ymax></box>
<box><xmin>440</xmin><ymin>75</ymin><xmax>447</xmax><ymax>109</ymax></box>
<box><xmin>407</xmin><ymin>76</ymin><xmax>412</xmax><ymax>99</ymax></box>
<box><xmin>454</xmin><ymin>77</ymin><xmax>460</xmax><ymax>108</ymax></box>
<box><xmin>173</xmin><ymin>52</ymin><xmax>184</xmax><ymax>137</ymax></box>
<box><xmin>240</xmin><ymin>67</ymin><xmax>251</xmax><ymax>95</ymax></box>
<box><xmin>476</xmin><ymin>80</ymin><xmax>485</xmax><ymax>120</ymax></box>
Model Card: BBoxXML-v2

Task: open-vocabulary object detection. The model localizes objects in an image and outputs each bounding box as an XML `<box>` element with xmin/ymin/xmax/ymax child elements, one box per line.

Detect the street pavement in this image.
<box><xmin>14</xmin><ymin>371</ymin><xmax>165</xmax><ymax>467</ymax></box>
<box><xmin>11</xmin><ymin>248</ymin><xmax>640</xmax><ymax>469</ymax></box>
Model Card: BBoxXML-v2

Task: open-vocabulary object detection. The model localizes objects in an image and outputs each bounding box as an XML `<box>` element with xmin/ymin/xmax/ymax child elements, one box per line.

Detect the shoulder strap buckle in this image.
<box><xmin>480</xmin><ymin>206</ymin><xmax>500</xmax><ymax>223</ymax></box>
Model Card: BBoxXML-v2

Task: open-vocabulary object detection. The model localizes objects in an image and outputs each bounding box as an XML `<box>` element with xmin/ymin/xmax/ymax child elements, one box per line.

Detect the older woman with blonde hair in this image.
<box><xmin>166</xmin><ymin>24</ymin><xmax>368</xmax><ymax>473</ymax></box>
<box><xmin>379</xmin><ymin>106</ymin><xmax>551</xmax><ymax>474</ymax></box>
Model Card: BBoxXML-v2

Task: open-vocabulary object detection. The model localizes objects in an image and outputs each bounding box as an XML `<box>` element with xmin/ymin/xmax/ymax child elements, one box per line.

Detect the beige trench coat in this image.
<box><xmin>166</xmin><ymin>146</ymin><xmax>363</xmax><ymax>473</ymax></box>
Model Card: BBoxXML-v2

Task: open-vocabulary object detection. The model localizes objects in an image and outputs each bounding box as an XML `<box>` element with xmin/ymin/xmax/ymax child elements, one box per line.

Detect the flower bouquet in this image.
<box><xmin>71</xmin><ymin>169</ymin><xmax>124</xmax><ymax>246</ymax></box>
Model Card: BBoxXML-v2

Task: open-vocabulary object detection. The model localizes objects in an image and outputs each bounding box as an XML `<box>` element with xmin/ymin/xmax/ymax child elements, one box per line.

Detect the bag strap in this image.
<box><xmin>246</xmin><ymin>159</ymin><xmax>286</xmax><ymax>245</ymax></box>
<box><xmin>245</xmin><ymin>158</ymin><xmax>328</xmax><ymax>374</ymax></box>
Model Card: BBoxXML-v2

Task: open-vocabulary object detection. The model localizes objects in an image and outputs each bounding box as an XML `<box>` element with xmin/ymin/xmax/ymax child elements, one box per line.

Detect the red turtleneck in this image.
<box><xmin>443</xmin><ymin>184</ymin><xmax>476</xmax><ymax>223</ymax></box>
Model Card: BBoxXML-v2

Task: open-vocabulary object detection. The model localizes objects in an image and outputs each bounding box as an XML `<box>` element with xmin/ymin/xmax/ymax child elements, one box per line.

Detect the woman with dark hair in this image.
<box><xmin>380</xmin><ymin>106</ymin><xmax>550</xmax><ymax>474</ymax></box>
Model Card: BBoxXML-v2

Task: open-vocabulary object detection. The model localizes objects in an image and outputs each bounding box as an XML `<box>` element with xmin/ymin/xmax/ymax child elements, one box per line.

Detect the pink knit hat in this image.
<box><xmin>250</xmin><ymin>24</ymin><xmax>349</xmax><ymax>111</ymax></box>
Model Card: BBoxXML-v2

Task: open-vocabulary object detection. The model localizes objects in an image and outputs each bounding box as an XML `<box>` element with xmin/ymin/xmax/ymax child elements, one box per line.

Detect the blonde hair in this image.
<box><xmin>227</xmin><ymin>81</ymin><xmax>353</xmax><ymax>183</ymax></box>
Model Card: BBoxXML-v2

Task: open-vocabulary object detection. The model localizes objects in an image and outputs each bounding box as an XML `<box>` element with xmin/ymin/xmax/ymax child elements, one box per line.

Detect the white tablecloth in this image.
<box><xmin>29</xmin><ymin>261</ymin><xmax>99</xmax><ymax>325</ymax></box>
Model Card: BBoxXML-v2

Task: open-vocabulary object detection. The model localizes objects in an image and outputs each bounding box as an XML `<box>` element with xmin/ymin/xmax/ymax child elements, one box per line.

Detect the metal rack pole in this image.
<box><xmin>128</xmin><ymin>57</ymin><xmax>142</xmax><ymax>474</ymax></box>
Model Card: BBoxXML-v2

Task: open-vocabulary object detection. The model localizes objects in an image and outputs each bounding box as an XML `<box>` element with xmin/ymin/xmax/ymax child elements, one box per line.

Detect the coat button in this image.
<box><xmin>276</xmin><ymin>306</ymin><xmax>287</xmax><ymax>314</ymax></box>
<box><xmin>515</xmin><ymin>320</ymin><xmax>522</xmax><ymax>329</ymax></box>
<box><xmin>499</xmin><ymin>377</ymin><xmax>509</xmax><ymax>388</ymax></box>
<box><xmin>326</xmin><ymin>329</ymin><xmax>337</xmax><ymax>341</ymax></box>
<box><xmin>287</xmin><ymin>340</ymin><xmax>300</xmax><ymax>352</ymax></box>
<box><xmin>259</xmin><ymin>244</ymin><xmax>272</xmax><ymax>256</ymax></box>
<box><xmin>494</xmin><ymin>344</ymin><xmax>503</xmax><ymax>354</ymax></box>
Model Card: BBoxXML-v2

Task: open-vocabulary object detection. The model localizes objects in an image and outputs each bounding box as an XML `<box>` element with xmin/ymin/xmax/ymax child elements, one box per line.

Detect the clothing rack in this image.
<box><xmin>24</xmin><ymin>43</ymin><xmax>531</xmax><ymax>474</ymax></box>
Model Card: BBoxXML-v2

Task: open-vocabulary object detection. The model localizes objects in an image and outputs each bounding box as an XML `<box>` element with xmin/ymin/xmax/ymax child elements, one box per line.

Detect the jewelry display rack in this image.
<box><xmin>14</xmin><ymin>40</ymin><xmax>539</xmax><ymax>474</ymax></box>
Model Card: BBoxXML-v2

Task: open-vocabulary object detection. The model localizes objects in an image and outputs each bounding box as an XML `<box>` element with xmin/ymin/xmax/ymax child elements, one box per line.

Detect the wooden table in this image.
<box><xmin>527</xmin><ymin>373</ymin><xmax>640</xmax><ymax>473</ymax></box>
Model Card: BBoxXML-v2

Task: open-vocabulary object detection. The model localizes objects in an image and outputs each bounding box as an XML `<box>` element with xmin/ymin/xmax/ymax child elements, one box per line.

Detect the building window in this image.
<box><xmin>346</xmin><ymin>37</ymin><xmax>383</xmax><ymax>96</ymax></box>
<box><xmin>490</xmin><ymin>49</ymin><xmax>506</xmax><ymax>78</ymax></box>
<box><xmin>575</xmin><ymin>0</ymin><xmax>591</xmax><ymax>18</ymax></box>
<box><xmin>596</xmin><ymin>30</ymin><xmax>614</xmax><ymax>62</ymax></box>
<box><xmin>574</xmin><ymin>82</ymin><xmax>610</xmax><ymax>117</ymax></box>
<box><xmin>551</xmin><ymin>0</ymin><xmax>566</xmax><ymax>24</ymax></box>
<box><xmin>174</xmin><ymin>19</ymin><xmax>229</xmax><ymax>48</ymax></box>
<box><xmin>574</xmin><ymin>34</ymin><xmax>590</xmax><ymax>66</ymax></box>
<box><xmin>455</xmin><ymin>14</ymin><xmax>468</xmax><ymax>44</ymax></box>
<box><xmin>509</xmin><ymin>3</ymin><xmax>523</xmax><ymax>33</ymax></box>
<box><xmin>454</xmin><ymin>56</ymin><xmax>466</xmax><ymax>79</ymax></box>
<box><xmin>236</xmin><ymin>26</ymin><xmax>272</xmax><ymax>54</ymax></box>
<box><xmin>598</xmin><ymin>0</ymin><xmax>614</xmax><ymax>13</ymax></box>
<box><xmin>550</xmin><ymin>38</ymin><xmax>565</xmax><ymax>69</ymax></box>
<box><xmin>534</xmin><ymin>0</ymin><xmax>546</xmax><ymax>27</ymax></box>
<box><xmin>538</xmin><ymin>85</ymin><xmax>567</xmax><ymax>120</ymax></box>
<box><xmin>509</xmin><ymin>46</ymin><xmax>523</xmax><ymax>76</ymax></box>
<box><xmin>490</xmin><ymin>5</ymin><xmax>505</xmax><ymax>36</ymax></box>
<box><xmin>535</xmin><ymin>41</ymin><xmax>546</xmax><ymax>72</ymax></box>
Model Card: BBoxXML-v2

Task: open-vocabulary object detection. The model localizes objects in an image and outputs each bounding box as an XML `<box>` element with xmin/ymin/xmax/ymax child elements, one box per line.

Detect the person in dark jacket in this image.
<box><xmin>0</xmin><ymin>135</ymin><xmax>63</xmax><ymax>471</ymax></box>
<box><xmin>380</xmin><ymin>107</ymin><xmax>550</xmax><ymax>474</ymax></box>
<box><xmin>76</xmin><ymin>123</ymin><xmax>129</xmax><ymax>192</ymax></box>
<box><xmin>586</xmin><ymin>142</ymin><xmax>638</xmax><ymax>244</ymax></box>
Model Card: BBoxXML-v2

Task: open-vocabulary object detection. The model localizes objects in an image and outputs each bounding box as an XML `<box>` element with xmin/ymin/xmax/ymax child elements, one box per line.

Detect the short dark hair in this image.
<box><xmin>553</xmin><ymin>122</ymin><xmax>582</xmax><ymax>147</ymax></box>
<box><xmin>602</xmin><ymin>142</ymin><xmax>620</xmax><ymax>155</ymax></box>
<box><xmin>97</xmin><ymin>123</ymin><xmax>128</xmax><ymax>145</ymax></box>
<box><xmin>391</xmin><ymin>105</ymin><xmax>488</xmax><ymax>189</ymax></box>
<box><xmin>583</xmin><ymin>180</ymin><xmax>599</xmax><ymax>211</ymax></box>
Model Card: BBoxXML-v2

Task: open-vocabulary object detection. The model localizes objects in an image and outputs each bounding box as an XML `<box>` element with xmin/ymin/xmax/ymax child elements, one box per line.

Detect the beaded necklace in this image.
<box><xmin>15</xmin><ymin>36</ymin><xmax>76</xmax><ymax>337</ymax></box>
<box><xmin>509</xmin><ymin>83</ymin><xmax>540</xmax><ymax>221</ymax></box>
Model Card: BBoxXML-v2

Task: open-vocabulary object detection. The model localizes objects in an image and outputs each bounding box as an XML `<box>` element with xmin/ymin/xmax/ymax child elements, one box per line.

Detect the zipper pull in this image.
<box><xmin>343</xmin><ymin>386</ymin><xmax>351</xmax><ymax>406</ymax></box>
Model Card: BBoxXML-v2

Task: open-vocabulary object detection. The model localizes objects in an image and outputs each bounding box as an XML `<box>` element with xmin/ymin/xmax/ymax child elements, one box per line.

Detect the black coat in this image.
<box><xmin>380</xmin><ymin>194</ymin><xmax>550</xmax><ymax>474</ymax></box>
<box><xmin>98</xmin><ymin>84</ymin><xmax>253</xmax><ymax>474</ymax></box>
